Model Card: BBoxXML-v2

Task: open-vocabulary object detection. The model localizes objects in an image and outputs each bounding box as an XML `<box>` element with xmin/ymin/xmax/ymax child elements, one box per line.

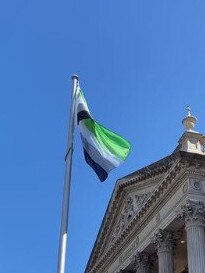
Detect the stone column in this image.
<box><xmin>134</xmin><ymin>252</ymin><xmax>151</xmax><ymax>273</ymax></box>
<box><xmin>181</xmin><ymin>200</ymin><xmax>205</xmax><ymax>273</ymax></box>
<box><xmin>154</xmin><ymin>230</ymin><xmax>175</xmax><ymax>273</ymax></box>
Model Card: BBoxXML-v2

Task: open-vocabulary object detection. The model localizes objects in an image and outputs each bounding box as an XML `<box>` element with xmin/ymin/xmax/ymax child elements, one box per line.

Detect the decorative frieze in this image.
<box><xmin>111</xmin><ymin>196</ymin><xmax>134</xmax><ymax>242</ymax></box>
<box><xmin>112</xmin><ymin>193</ymin><xmax>151</xmax><ymax>242</ymax></box>
<box><xmin>135</xmin><ymin>192</ymin><xmax>151</xmax><ymax>207</ymax></box>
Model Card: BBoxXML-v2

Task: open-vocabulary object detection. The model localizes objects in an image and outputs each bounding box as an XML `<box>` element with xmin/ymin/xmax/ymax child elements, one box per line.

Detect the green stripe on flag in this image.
<box><xmin>78</xmin><ymin>89</ymin><xmax>86</xmax><ymax>102</ymax></box>
<box><xmin>83</xmin><ymin>118</ymin><xmax>131</xmax><ymax>160</ymax></box>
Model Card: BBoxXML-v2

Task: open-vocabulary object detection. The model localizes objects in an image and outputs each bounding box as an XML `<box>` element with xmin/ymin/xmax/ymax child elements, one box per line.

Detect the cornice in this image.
<box><xmin>118</xmin><ymin>154</ymin><xmax>177</xmax><ymax>189</ymax></box>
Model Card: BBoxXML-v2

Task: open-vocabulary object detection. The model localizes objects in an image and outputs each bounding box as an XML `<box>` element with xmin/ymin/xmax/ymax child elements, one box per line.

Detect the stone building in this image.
<box><xmin>84</xmin><ymin>110</ymin><xmax>205</xmax><ymax>273</ymax></box>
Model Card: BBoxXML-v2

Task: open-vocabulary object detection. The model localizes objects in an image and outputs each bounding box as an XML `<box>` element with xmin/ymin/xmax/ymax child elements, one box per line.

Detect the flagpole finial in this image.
<box><xmin>72</xmin><ymin>74</ymin><xmax>79</xmax><ymax>81</ymax></box>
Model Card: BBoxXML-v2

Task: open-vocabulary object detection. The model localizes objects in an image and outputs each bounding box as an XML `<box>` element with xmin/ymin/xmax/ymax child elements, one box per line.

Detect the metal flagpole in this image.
<box><xmin>57</xmin><ymin>75</ymin><xmax>79</xmax><ymax>273</ymax></box>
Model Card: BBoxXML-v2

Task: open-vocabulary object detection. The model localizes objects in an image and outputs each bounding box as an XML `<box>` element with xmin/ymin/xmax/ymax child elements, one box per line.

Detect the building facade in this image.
<box><xmin>85</xmin><ymin>111</ymin><xmax>205</xmax><ymax>273</ymax></box>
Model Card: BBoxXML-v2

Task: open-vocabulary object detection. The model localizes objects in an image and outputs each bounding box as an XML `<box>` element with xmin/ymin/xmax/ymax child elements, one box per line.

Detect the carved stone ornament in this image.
<box><xmin>193</xmin><ymin>180</ymin><xmax>202</xmax><ymax>190</ymax></box>
<box><xmin>135</xmin><ymin>192</ymin><xmax>151</xmax><ymax>207</ymax></box>
<box><xmin>124</xmin><ymin>196</ymin><xmax>135</xmax><ymax>219</ymax></box>
<box><xmin>153</xmin><ymin>229</ymin><xmax>175</xmax><ymax>253</ymax></box>
<box><xmin>112</xmin><ymin>193</ymin><xmax>151</xmax><ymax>242</ymax></box>
<box><xmin>180</xmin><ymin>200</ymin><xmax>205</xmax><ymax>227</ymax></box>
<box><xmin>111</xmin><ymin>196</ymin><xmax>134</xmax><ymax>242</ymax></box>
<box><xmin>133</xmin><ymin>252</ymin><xmax>152</xmax><ymax>273</ymax></box>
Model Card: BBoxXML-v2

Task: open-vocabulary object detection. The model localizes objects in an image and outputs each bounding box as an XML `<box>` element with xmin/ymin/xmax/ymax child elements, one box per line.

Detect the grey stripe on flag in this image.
<box><xmin>80</xmin><ymin>134</ymin><xmax>116</xmax><ymax>173</ymax></box>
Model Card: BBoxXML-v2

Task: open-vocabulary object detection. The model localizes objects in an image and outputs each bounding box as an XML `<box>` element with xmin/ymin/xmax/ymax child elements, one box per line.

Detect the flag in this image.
<box><xmin>75</xmin><ymin>86</ymin><xmax>131</xmax><ymax>182</ymax></box>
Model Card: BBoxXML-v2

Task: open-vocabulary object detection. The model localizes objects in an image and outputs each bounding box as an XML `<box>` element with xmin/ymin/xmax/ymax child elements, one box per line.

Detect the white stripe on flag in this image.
<box><xmin>79</xmin><ymin>122</ymin><xmax>123</xmax><ymax>167</ymax></box>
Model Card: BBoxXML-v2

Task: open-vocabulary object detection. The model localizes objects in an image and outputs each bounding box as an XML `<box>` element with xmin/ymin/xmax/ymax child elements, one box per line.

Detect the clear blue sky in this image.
<box><xmin>1</xmin><ymin>0</ymin><xmax>205</xmax><ymax>272</ymax></box>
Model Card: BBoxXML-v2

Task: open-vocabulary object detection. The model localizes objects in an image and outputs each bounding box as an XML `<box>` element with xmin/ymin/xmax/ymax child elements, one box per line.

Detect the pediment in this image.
<box><xmin>106</xmin><ymin>187</ymin><xmax>153</xmax><ymax>248</ymax></box>
<box><xmin>86</xmin><ymin>152</ymin><xmax>181</xmax><ymax>272</ymax></box>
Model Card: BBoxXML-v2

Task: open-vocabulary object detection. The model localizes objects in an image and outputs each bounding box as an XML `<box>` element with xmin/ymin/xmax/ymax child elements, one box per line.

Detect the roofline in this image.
<box><xmin>84</xmin><ymin>151</ymin><xmax>205</xmax><ymax>273</ymax></box>
<box><xmin>84</xmin><ymin>152</ymin><xmax>178</xmax><ymax>273</ymax></box>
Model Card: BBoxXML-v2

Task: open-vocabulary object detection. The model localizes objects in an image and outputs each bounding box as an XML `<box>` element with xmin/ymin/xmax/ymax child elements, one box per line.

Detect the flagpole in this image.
<box><xmin>57</xmin><ymin>74</ymin><xmax>79</xmax><ymax>273</ymax></box>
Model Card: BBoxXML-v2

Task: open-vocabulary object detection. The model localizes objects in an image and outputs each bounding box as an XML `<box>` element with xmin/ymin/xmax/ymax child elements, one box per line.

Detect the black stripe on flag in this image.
<box><xmin>77</xmin><ymin>110</ymin><xmax>91</xmax><ymax>124</ymax></box>
<box><xmin>83</xmin><ymin>148</ymin><xmax>108</xmax><ymax>182</ymax></box>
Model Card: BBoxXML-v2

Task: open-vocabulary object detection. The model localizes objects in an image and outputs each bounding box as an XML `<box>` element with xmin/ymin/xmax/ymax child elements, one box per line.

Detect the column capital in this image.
<box><xmin>180</xmin><ymin>200</ymin><xmax>205</xmax><ymax>227</ymax></box>
<box><xmin>153</xmin><ymin>230</ymin><xmax>175</xmax><ymax>273</ymax></box>
<box><xmin>153</xmin><ymin>229</ymin><xmax>175</xmax><ymax>253</ymax></box>
<box><xmin>133</xmin><ymin>252</ymin><xmax>152</xmax><ymax>273</ymax></box>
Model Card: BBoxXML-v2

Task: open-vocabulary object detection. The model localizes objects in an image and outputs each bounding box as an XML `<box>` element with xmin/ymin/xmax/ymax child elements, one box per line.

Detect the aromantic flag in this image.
<box><xmin>75</xmin><ymin>86</ymin><xmax>131</xmax><ymax>182</ymax></box>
